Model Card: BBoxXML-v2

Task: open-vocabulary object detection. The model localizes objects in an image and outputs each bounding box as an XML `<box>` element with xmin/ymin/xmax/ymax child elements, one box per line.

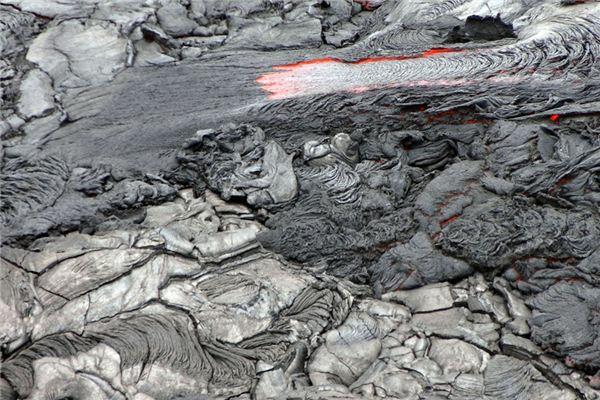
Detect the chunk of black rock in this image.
<box><xmin>446</xmin><ymin>14</ymin><xmax>516</xmax><ymax>43</ymax></box>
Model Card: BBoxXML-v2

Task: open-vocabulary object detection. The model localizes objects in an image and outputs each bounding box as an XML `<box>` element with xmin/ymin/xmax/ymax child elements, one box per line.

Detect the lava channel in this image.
<box><xmin>256</xmin><ymin>48</ymin><xmax>468</xmax><ymax>100</ymax></box>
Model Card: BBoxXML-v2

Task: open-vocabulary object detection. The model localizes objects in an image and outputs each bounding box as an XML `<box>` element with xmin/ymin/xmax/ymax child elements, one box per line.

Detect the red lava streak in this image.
<box><xmin>549</xmin><ymin>114</ymin><xmax>560</xmax><ymax>123</ymax></box>
<box><xmin>427</xmin><ymin>109</ymin><xmax>457</xmax><ymax>123</ymax></box>
<box><xmin>556</xmin><ymin>175</ymin><xmax>573</xmax><ymax>186</ymax></box>
<box><xmin>271</xmin><ymin>57</ymin><xmax>341</xmax><ymax>69</ymax></box>
<box><xmin>257</xmin><ymin>48</ymin><xmax>465</xmax><ymax>99</ymax></box>
<box><xmin>270</xmin><ymin>48</ymin><xmax>462</xmax><ymax>68</ymax></box>
<box><xmin>440</xmin><ymin>215</ymin><xmax>461</xmax><ymax>226</ymax></box>
<box><xmin>421</xmin><ymin>48</ymin><xmax>463</xmax><ymax>57</ymax></box>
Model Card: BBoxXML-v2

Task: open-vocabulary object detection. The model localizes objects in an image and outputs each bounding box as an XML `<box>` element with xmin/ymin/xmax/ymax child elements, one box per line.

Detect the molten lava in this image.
<box><xmin>257</xmin><ymin>48</ymin><xmax>465</xmax><ymax>99</ymax></box>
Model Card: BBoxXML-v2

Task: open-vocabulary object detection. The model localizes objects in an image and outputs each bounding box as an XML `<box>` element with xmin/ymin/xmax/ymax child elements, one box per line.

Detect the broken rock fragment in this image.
<box><xmin>27</xmin><ymin>20</ymin><xmax>128</xmax><ymax>88</ymax></box>
<box><xmin>16</xmin><ymin>69</ymin><xmax>54</xmax><ymax>119</ymax></box>
<box><xmin>382</xmin><ymin>282</ymin><xmax>454</xmax><ymax>312</ymax></box>
<box><xmin>157</xmin><ymin>3</ymin><xmax>200</xmax><ymax>38</ymax></box>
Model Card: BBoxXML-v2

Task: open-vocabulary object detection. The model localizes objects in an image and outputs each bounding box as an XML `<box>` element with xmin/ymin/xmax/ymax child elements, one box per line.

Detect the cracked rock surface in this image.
<box><xmin>2</xmin><ymin>0</ymin><xmax>600</xmax><ymax>399</ymax></box>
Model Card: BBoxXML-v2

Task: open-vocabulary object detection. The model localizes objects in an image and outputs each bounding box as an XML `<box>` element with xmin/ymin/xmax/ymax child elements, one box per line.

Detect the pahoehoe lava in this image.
<box><xmin>257</xmin><ymin>12</ymin><xmax>600</xmax><ymax>100</ymax></box>
<box><xmin>2</xmin><ymin>0</ymin><xmax>600</xmax><ymax>399</ymax></box>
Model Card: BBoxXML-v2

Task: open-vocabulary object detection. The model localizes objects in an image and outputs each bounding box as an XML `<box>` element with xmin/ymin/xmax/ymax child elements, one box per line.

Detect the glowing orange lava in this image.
<box><xmin>269</xmin><ymin>48</ymin><xmax>463</xmax><ymax>69</ymax></box>
<box><xmin>256</xmin><ymin>48</ymin><xmax>465</xmax><ymax>99</ymax></box>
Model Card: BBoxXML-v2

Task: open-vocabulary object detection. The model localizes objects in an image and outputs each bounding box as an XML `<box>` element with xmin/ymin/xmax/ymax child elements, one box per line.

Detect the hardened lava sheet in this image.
<box><xmin>1</xmin><ymin>0</ymin><xmax>600</xmax><ymax>399</ymax></box>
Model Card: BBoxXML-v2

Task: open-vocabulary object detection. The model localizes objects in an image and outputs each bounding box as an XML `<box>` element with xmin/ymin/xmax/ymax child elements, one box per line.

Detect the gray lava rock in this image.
<box><xmin>437</xmin><ymin>198</ymin><xmax>600</xmax><ymax>269</ymax></box>
<box><xmin>178</xmin><ymin>124</ymin><xmax>298</xmax><ymax>207</ymax></box>
<box><xmin>382</xmin><ymin>282</ymin><xmax>454</xmax><ymax>312</ymax></box>
<box><xmin>26</xmin><ymin>20</ymin><xmax>127</xmax><ymax>88</ymax></box>
<box><xmin>529</xmin><ymin>281</ymin><xmax>600</xmax><ymax>370</ymax></box>
<box><xmin>3</xmin><ymin>1</ymin><xmax>600</xmax><ymax>399</ymax></box>
<box><xmin>157</xmin><ymin>3</ymin><xmax>200</xmax><ymax>38</ymax></box>
<box><xmin>371</xmin><ymin>232</ymin><xmax>473</xmax><ymax>291</ymax></box>
<box><xmin>226</xmin><ymin>16</ymin><xmax>323</xmax><ymax>50</ymax></box>
<box><xmin>411</xmin><ymin>307</ymin><xmax>500</xmax><ymax>350</ymax></box>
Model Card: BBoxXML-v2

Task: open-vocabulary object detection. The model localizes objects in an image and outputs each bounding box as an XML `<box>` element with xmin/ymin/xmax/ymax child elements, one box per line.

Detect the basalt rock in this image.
<box><xmin>529</xmin><ymin>281</ymin><xmax>600</xmax><ymax>371</ymax></box>
<box><xmin>2</xmin><ymin>0</ymin><xmax>600</xmax><ymax>398</ymax></box>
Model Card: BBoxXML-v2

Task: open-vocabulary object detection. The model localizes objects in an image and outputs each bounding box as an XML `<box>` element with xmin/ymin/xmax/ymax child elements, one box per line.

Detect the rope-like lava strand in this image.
<box><xmin>257</xmin><ymin>10</ymin><xmax>600</xmax><ymax>100</ymax></box>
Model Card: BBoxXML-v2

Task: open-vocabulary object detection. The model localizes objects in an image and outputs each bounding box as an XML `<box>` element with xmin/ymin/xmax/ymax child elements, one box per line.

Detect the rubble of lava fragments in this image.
<box><xmin>2</xmin><ymin>0</ymin><xmax>600</xmax><ymax>399</ymax></box>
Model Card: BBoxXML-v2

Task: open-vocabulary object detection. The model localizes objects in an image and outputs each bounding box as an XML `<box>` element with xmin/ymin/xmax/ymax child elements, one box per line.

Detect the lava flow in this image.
<box><xmin>256</xmin><ymin>48</ymin><xmax>465</xmax><ymax>99</ymax></box>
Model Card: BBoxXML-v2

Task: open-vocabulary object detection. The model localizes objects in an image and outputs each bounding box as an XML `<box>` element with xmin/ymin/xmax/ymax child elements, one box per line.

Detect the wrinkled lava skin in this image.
<box><xmin>257</xmin><ymin>48</ymin><xmax>466</xmax><ymax>99</ymax></box>
<box><xmin>2</xmin><ymin>0</ymin><xmax>600</xmax><ymax>399</ymax></box>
